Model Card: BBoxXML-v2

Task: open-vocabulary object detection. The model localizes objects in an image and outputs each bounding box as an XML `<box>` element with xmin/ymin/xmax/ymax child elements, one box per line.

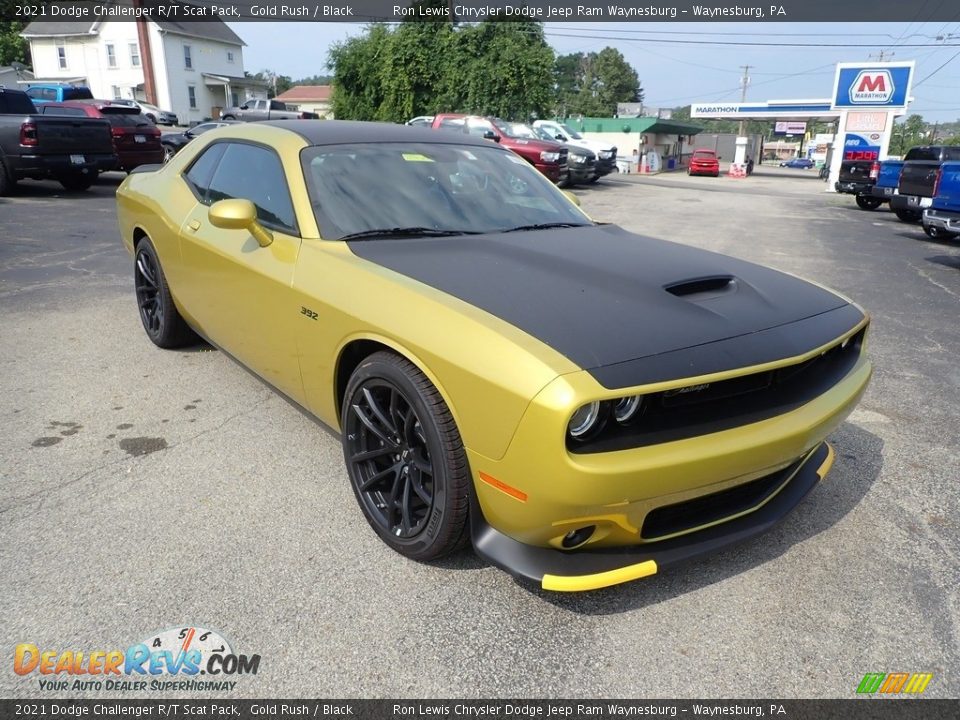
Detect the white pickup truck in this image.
<box><xmin>533</xmin><ymin>120</ymin><xmax>617</xmax><ymax>182</ymax></box>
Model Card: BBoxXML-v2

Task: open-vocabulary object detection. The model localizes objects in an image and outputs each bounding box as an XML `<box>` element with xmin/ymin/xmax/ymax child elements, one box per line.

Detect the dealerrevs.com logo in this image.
<box><xmin>14</xmin><ymin>626</ymin><xmax>260</xmax><ymax>692</ymax></box>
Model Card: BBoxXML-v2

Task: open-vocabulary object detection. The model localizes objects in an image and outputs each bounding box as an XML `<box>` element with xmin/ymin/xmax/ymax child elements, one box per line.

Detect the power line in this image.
<box><xmin>540</xmin><ymin>29</ymin><xmax>960</xmax><ymax>48</ymax></box>
<box><xmin>914</xmin><ymin>47</ymin><xmax>960</xmax><ymax>86</ymax></box>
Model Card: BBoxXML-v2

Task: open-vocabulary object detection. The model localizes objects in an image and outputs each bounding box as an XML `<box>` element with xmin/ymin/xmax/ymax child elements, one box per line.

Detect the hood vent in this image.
<box><xmin>664</xmin><ymin>275</ymin><xmax>736</xmax><ymax>301</ymax></box>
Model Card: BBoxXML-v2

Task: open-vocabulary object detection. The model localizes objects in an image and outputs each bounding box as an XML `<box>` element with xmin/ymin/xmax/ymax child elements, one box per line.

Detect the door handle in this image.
<box><xmin>188</xmin><ymin>220</ymin><xmax>201</xmax><ymax>231</ymax></box>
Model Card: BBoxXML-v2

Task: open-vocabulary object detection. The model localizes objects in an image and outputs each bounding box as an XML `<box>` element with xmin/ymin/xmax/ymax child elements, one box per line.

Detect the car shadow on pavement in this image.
<box><xmin>926</xmin><ymin>254</ymin><xmax>960</xmax><ymax>270</ymax></box>
<box><xmin>519</xmin><ymin>421</ymin><xmax>884</xmax><ymax>613</ymax></box>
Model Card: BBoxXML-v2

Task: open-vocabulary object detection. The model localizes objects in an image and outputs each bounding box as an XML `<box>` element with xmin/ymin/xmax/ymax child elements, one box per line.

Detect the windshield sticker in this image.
<box><xmin>402</xmin><ymin>153</ymin><xmax>434</xmax><ymax>162</ymax></box>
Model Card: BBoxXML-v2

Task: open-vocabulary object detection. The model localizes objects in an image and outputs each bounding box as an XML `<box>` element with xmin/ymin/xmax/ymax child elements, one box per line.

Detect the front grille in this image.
<box><xmin>570</xmin><ymin>327</ymin><xmax>865</xmax><ymax>453</ymax></box>
<box><xmin>640</xmin><ymin>452</ymin><xmax>806</xmax><ymax>539</ymax></box>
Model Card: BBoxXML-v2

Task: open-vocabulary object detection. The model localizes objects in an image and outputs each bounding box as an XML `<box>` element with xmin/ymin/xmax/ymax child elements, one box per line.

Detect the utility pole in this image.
<box><xmin>738</xmin><ymin>65</ymin><xmax>752</xmax><ymax>136</ymax></box>
<box><xmin>869</xmin><ymin>50</ymin><xmax>894</xmax><ymax>61</ymax></box>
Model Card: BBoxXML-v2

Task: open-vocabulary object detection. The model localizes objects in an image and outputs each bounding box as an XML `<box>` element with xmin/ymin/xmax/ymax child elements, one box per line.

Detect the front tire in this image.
<box><xmin>134</xmin><ymin>238</ymin><xmax>195</xmax><ymax>348</ymax></box>
<box><xmin>342</xmin><ymin>352</ymin><xmax>470</xmax><ymax>561</ymax></box>
<box><xmin>895</xmin><ymin>209</ymin><xmax>922</xmax><ymax>223</ymax></box>
<box><xmin>856</xmin><ymin>195</ymin><xmax>883</xmax><ymax>210</ymax></box>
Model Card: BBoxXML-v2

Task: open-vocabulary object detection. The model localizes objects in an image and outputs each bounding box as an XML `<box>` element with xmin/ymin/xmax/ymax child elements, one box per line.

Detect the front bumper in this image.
<box><xmin>473</xmin><ymin>442</ymin><xmax>834</xmax><ymax>591</ymax></box>
<box><xmin>536</xmin><ymin>161</ymin><xmax>568</xmax><ymax>185</ymax></box>
<box><xmin>923</xmin><ymin>207</ymin><xmax>960</xmax><ymax>232</ymax></box>
<box><xmin>568</xmin><ymin>161</ymin><xmax>597</xmax><ymax>185</ymax></box>
<box><xmin>595</xmin><ymin>157</ymin><xmax>617</xmax><ymax>176</ymax></box>
<box><xmin>465</xmin><ymin>319</ymin><xmax>871</xmax><ymax>590</ymax></box>
<box><xmin>835</xmin><ymin>180</ymin><xmax>874</xmax><ymax>195</ymax></box>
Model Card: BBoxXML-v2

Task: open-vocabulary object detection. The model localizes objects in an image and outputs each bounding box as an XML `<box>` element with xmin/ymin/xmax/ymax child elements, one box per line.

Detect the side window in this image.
<box><xmin>945</xmin><ymin>147</ymin><xmax>960</xmax><ymax>161</ymax></box>
<box><xmin>206</xmin><ymin>143</ymin><xmax>297</xmax><ymax>232</ymax></box>
<box><xmin>184</xmin><ymin>143</ymin><xmax>227</xmax><ymax>200</ymax></box>
<box><xmin>466</xmin><ymin>118</ymin><xmax>494</xmax><ymax>137</ymax></box>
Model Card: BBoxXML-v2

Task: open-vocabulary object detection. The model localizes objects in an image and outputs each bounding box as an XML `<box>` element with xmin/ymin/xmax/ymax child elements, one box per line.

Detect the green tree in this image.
<box><xmin>554</xmin><ymin>49</ymin><xmax>642</xmax><ymax>117</ymax></box>
<box><xmin>893</xmin><ymin>114</ymin><xmax>927</xmax><ymax>155</ymax></box>
<box><xmin>329</xmin><ymin>24</ymin><xmax>392</xmax><ymax>121</ymax></box>
<box><xmin>0</xmin><ymin>0</ymin><xmax>33</xmax><ymax>67</ymax></box>
<box><xmin>456</xmin><ymin>19</ymin><xmax>554</xmax><ymax>120</ymax></box>
<box><xmin>328</xmin><ymin>19</ymin><xmax>555</xmax><ymax>123</ymax></box>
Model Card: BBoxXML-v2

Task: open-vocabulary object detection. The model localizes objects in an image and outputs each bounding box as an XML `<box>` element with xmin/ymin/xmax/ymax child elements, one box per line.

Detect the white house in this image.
<box><xmin>22</xmin><ymin>3</ymin><xmax>267</xmax><ymax>124</ymax></box>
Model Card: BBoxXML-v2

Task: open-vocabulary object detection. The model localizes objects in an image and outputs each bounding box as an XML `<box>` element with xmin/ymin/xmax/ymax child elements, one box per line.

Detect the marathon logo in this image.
<box><xmin>849</xmin><ymin>70</ymin><xmax>894</xmax><ymax>104</ymax></box>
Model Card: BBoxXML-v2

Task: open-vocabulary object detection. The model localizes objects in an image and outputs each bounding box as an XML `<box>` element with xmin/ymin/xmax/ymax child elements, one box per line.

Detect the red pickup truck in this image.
<box><xmin>431</xmin><ymin>114</ymin><xmax>569</xmax><ymax>186</ymax></box>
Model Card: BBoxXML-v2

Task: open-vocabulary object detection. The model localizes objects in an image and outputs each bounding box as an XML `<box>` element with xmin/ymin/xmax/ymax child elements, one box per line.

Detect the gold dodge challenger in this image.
<box><xmin>116</xmin><ymin>121</ymin><xmax>872</xmax><ymax>592</ymax></box>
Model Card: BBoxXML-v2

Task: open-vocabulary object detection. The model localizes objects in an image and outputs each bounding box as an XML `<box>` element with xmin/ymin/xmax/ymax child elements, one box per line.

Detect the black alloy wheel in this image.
<box><xmin>135</xmin><ymin>246</ymin><xmax>163</xmax><ymax>337</ymax></box>
<box><xmin>133</xmin><ymin>239</ymin><xmax>195</xmax><ymax>348</ymax></box>
<box><xmin>342</xmin><ymin>352</ymin><xmax>470</xmax><ymax>560</ymax></box>
<box><xmin>162</xmin><ymin>144</ymin><xmax>175</xmax><ymax>163</ymax></box>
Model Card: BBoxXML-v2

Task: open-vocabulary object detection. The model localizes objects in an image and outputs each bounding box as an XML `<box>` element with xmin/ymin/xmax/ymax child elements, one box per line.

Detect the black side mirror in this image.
<box><xmin>483</xmin><ymin>130</ymin><xmax>500</xmax><ymax>143</ymax></box>
<box><xmin>556</xmin><ymin>134</ymin><xmax>565</xmax><ymax>141</ymax></box>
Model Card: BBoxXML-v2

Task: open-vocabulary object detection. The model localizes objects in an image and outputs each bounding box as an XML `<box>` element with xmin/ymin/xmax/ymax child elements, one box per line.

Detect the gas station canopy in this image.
<box><xmin>689</xmin><ymin>61</ymin><xmax>916</xmax><ymax>190</ymax></box>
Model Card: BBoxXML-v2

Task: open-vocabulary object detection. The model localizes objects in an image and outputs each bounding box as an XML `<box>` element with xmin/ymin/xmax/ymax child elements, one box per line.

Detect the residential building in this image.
<box><xmin>21</xmin><ymin>1</ymin><xmax>267</xmax><ymax>124</ymax></box>
<box><xmin>0</xmin><ymin>64</ymin><xmax>34</xmax><ymax>89</ymax></box>
<box><xmin>274</xmin><ymin>85</ymin><xmax>334</xmax><ymax>119</ymax></box>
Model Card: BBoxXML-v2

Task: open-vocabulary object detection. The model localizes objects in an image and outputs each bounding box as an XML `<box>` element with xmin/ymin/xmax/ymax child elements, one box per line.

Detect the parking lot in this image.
<box><xmin>2</xmin><ymin>166</ymin><xmax>958</xmax><ymax>698</ymax></box>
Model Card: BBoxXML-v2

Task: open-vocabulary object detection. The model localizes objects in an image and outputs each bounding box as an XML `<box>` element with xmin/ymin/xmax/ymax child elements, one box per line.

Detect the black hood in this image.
<box><xmin>348</xmin><ymin>224</ymin><xmax>862</xmax><ymax>389</ymax></box>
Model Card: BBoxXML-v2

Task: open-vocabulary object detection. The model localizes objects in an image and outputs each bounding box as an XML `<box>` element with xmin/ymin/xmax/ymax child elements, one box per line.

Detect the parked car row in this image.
<box><xmin>0</xmin><ymin>88</ymin><xmax>165</xmax><ymax>194</ymax></box>
<box><xmin>835</xmin><ymin>144</ymin><xmax>960</xmax><ymax>240</ymax></box>
<box><xmin>413</xmin><ymin>114</ymin><xmax>617</xmax><ymax>188</ymax></box>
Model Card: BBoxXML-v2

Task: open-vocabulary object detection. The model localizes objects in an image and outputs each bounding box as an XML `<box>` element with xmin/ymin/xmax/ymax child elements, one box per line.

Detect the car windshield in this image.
<box><xmin>561</xmin><ymin>124</ymin><xmax>583</xmax><ymax>140</ymax></box>
<box><xmin>495</xmin><ymin>121</ymin><xmax>539</xmax><ymax>139</ymax></box>
<box><xmin>301</xmin><ymin>142</ymin><xmax>592</xmax><ymax>241</ymax></box>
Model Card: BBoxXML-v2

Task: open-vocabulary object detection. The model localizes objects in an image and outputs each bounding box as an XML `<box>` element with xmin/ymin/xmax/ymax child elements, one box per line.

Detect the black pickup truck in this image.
<box><xmin>835</xmin><ymin>157</ymin><xmax>881</xmax><ymax>209</ymax></box>
<box><xmin>0</xmin><ymin>87</ymin><xmax>115</xmax><ymax>194</ymax></box>
<box><xmin>889</xmin><ymin>145</ymin><xmax>960</xmax><ymax>223</ymax></box>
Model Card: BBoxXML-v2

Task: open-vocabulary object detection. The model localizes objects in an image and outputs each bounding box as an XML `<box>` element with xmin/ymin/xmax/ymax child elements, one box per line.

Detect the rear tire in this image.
<box><xmin>342</xmin><ymin>352</ymin><xmax>470</xmax><ymax>561</ymax></box>
<box><xmin>58</xmin><ymin>174</ymin><xmax>93</xmax><ymax>192</ymax></box>
<box><xmin>895</xmin><ymin>209</ymin><xmax>922</xmax><ymax>223</ymax></box>
<box><xmin>134</xmin><ymin>237</ymin><xmax>196</xmax><ymax>348</ymax></box>
<box><xmin>162</xmin><ymin>144</ymin><xmax>176</xmax><ymax>163</ymax></box>
<box><xmin>0</xmin><ymin>156</ymin><xmax>14</xmax><ymax>196</ymax></box>
<box><xmin>924</xmin><ymin>225</ymin><xmax>957</xmax><ymax>240</ymax></box>
<box><xmin>856</xmin><ymin>195</ymin><xmax>883</xmax><ymax>210</ymax></box>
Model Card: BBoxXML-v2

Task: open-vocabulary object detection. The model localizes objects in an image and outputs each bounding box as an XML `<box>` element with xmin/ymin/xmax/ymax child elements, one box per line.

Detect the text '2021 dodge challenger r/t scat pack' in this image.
<box><xmin>116</xmin><ymin>121</ymin><xmax>872</xmax><ymax>592</ymax></box>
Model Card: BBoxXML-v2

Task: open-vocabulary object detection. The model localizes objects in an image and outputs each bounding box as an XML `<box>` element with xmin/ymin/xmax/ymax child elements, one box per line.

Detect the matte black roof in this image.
<box><xmin>264</xmin><ymin>120</ymin><xmax>499</xmax><ymax>148</ymax></box>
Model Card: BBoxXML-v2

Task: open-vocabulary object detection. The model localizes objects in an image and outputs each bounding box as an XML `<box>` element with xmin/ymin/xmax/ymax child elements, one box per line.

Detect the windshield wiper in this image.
<box><xmin>339</xmin><ymin>227</ymin><xmax>481</xmax><ymax>241</ymax></box>
<box><xmin>500</xmin><ymin>222</ymin><xmax>591</xmax><ymax>233</ymax></box>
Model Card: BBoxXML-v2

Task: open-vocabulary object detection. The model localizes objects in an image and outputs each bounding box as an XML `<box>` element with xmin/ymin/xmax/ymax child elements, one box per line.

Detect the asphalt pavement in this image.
<box><xmin>1</xmin><ymin>165</ymin><xmax>958</xmax><ymax>699</ymax></box>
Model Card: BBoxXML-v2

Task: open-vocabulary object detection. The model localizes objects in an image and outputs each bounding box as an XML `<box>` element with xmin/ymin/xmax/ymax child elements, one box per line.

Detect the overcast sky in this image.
<box><xmin>230</xmin><ymin>21</ymin><xmax>960</xmax><ymax>122</ymax></box>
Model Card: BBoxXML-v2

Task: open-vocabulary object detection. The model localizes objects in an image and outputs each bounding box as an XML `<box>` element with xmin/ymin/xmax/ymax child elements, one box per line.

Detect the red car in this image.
<box><xmin>688</xmin><ymin>149</ymin><xmax>721</xmax><ymax>177</ymax></box>
<box><xmin>431</xmin><ymin>114</ymin><xmax>569</xmax><ymax>186</ymax></box>
<box><xmin>38</xmin><ymin>100</ymin><xmax>163</xmax><ymax>172</ymax></box>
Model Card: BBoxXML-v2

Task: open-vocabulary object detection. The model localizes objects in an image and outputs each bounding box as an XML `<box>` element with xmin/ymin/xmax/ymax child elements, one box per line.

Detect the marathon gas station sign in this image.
<box><xmin>832</xmin><ymin>63</ymin><xmax>913</xmax><ymax>109</ymax></box>
<box><xmin>829</xmin><ymin>61</ymin><xmax>915</xmax><ymax>189</ymax></box>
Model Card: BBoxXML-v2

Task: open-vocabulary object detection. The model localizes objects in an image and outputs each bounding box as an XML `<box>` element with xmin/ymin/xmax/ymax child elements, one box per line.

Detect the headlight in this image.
<box><xmin>613</xmin><ymin>396</ymin><xmax>643</xmax><ymax>424</ymax></box>
<box><xmin>568</xmin><ymin>401</ymin><xmax>602</xmax><ymax>439</ymax></box>
<box><xmin>540</xmin><ymin>151</ymin><xmax>561</xmax><ymax>163</ymax></box>
<box><xmin>571</xmin><ymin>153</ymin><xmax>586</xmax><ymax>162</ymax></box>
<box><xmin>599</xmin><ymin>151</ymin><xmax>613</xmax><ymax>159</ymax></box>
